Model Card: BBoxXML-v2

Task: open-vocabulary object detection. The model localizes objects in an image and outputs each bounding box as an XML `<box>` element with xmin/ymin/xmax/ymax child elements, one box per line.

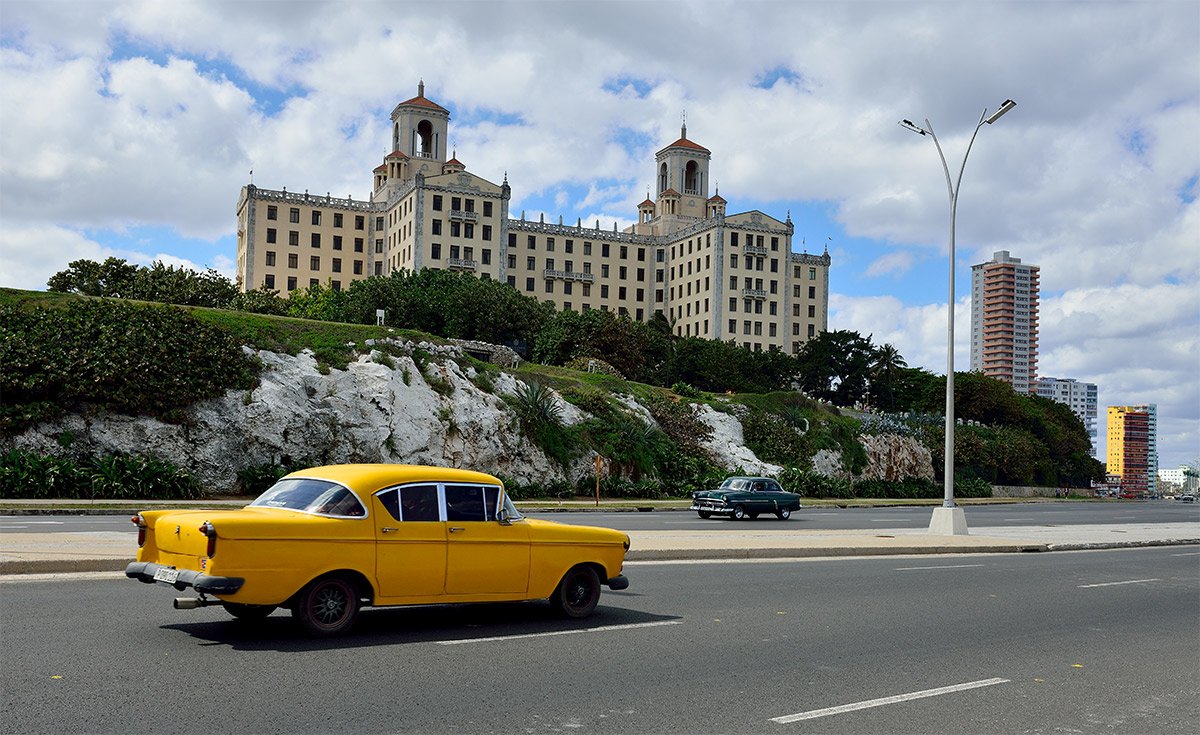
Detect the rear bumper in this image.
<box><xmin>606</xmin><ymin>575</ymin><xmax>629</xmax><ymax>591</ymax></box>
<box><xmin>125</xmin><ymin>561</ymin><xmax>244</xmax><ymax>596</ymax></box>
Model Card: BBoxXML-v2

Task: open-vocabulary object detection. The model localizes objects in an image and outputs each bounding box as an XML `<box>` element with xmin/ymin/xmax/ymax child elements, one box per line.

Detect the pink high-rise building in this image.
<box><xmin>970</xmin><ymin>250</ymin><xmax>1040</xmax><ymax>393</ymax></box>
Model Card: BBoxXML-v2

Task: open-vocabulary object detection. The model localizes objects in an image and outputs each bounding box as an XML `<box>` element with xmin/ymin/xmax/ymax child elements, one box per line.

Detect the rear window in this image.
<box><xmin>250</xmin><ymin>478</ymin><xmax>366</xmax><ymax>518</ymax></box>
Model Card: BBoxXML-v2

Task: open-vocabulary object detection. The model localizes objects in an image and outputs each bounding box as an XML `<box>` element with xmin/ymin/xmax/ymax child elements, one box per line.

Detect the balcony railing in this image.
<box><xmin>744</xmin><ymin>244</ymin><xmax>768</xmax><ymax>256</ymax></box>
<box><xmin>449</xmin><ymin>209</ymin><xmax>479</xmax><ymax>222</ymax></box>
<box><xmin>544</xmin><ymin>269</ymin><xmax>596</xmax><ymax>283</ymax></box>
<box><xmin>742</xmin><ymin>288</ymin><xmax>768</xmax><ymax>299</ymax></box>
<box><xmin>447</xmin><ymin>258</ymin><xmax>477</xmax><ymax>271</ymax></box>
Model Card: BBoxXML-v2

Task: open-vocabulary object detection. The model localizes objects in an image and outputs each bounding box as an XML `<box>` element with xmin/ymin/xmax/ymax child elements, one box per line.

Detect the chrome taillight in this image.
<box><xmin>131</xmin><ymin>514</ymin><xmax>146</xmax><ymax>547</ymax></box>
<box><xmin>198</xmin><ymin>521</ymin><xmax>217</xmax><ymax>557</ymax></box>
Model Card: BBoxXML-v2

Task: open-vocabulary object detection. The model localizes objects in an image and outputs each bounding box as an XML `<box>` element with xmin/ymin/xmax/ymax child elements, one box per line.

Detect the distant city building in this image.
<box><xmin>1158</xmin><ymin>466</ymin><xmax>1198</xmax><ymax>493</ymax></box>
<box><xmin>235</xmin><ymin>82</ymin><xmax>830</xmax><ymax>353</ymax></box>
<box><xmin>970</xmin><ymin>250</ymin><xmax>1040</xmax><ymax>393</ymax></box>
<box><xmin>1106</xmin><ymin>404</ymin><xmax>1158</xmax><ymax>494</ymax></box>
<box><xmin>1036</xmin><ymin>377</ymin><xmax>1099</xmax><ymax>457</ymax></box>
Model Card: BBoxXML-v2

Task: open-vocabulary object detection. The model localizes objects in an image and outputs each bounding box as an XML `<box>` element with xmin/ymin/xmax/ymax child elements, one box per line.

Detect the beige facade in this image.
<box><xmin>236</xmin><ymin>83</ymin><xmax>830</xmax><ymax>353</ymax></box>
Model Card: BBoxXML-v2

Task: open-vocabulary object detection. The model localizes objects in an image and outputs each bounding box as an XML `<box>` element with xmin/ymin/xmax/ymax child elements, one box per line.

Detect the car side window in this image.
<box><xmin>445</xmin><ymin>484</ymin><xmax>500</xmax><ymax>522</ymax></box>
<box><xmin>400</xmin><ymin>484</ymin><xmax>440</xmax><ymax>521</ymax></box>
<box><xmin>766</xmin><ymin>481</ymin><xmax>782</xmax><ymax>493</ymax></box>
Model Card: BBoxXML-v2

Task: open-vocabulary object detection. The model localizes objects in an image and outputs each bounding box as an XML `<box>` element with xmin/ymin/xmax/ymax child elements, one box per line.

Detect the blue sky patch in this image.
<box><xmin>602</xmin><ymin>75</ymin><xmax>654</xmax><ymax>98</ymax></box>
<box><xmin>1178</xmin><ymin>174</ymin><xmax>1198</xmax><ymax>204</ymax></box>
<box><xmin>753</xmin><ymin>65</ymin><xmax>802</xmax><ymax>90</ymax></box>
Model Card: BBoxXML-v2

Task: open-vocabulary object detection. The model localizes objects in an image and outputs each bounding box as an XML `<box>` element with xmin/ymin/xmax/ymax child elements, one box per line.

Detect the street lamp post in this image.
<box><xmin>899</xmin><ymin>99</ymin><xmax>1015</xmax><ymax>536</ymax></box>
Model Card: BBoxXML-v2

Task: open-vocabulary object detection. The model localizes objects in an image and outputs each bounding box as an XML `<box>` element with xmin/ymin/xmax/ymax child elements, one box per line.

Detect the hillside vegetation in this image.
<box><xmin>0</xmin><ymin>262</ymin><xmax>1105</xmax><ymax>497</ymax></box>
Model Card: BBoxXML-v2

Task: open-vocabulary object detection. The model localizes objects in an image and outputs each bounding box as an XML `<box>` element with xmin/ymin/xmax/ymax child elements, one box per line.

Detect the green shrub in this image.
<box><xmin>671</xmin><ymin>381</ymin><xmax>701</xmax><ymax>398</ymax></box>
<box><xmin>1</xmin><ymin>300</ymin><xmax>259</xmax><ymax>434</ymax></box>
<box><xmin>0</xmin><ymin>449</ymin><xmax>201</xmax><ymax>500</ymax></box>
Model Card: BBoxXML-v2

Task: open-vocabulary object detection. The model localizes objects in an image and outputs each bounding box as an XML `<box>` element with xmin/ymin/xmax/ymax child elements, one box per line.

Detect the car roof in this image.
<box><xmin>726</xmin><ymin>476</ymin><xmax>776</xmax><ymax>482</ymax></box>
<box><xmin>287</xmin><ymin>464</ymin><xmax>503</xmax><ymax>493</ymax></box>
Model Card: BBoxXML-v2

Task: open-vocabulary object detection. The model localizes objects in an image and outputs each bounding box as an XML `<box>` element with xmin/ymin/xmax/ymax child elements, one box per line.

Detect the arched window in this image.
<box><xmin>684</xmin><ymin>161</ymin><xmax>699</xmax><ymax>195</ymax></box>
<box><xmin>393</xmin><ymin>123</ymin><xmax>400</xmax><ymax>152</ymax></box>
<box><xmin>417</xmin><ymin>120</ymin><xmax>434</xmax><ymax>157</ymax></box>
<box><xmin>658</xmin><ymin>163</ymin><xmax>668</xmax><ymax>194</ymax></box>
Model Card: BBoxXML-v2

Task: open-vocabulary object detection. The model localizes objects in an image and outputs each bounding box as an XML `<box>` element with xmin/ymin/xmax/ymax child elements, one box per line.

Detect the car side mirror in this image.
<box><xmin>497</xmin><ymin>508</ymin><xmax>512</xmax><ymax>526</ymax></box>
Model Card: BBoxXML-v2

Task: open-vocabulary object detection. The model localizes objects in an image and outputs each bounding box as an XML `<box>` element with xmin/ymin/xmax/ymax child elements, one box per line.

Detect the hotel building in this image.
<box><xmin>969</xmin><ymin>250</ymin><xmax>1040</xmax><ymax>393</ymax></box>
<box><xmin>1035</xmin><ymin>377</ymin><xmax>1099</xmax><ymax>457</ymax></box>
<box><xmin>1107</xmin><ymin>404</ymin><xmax>1159</xmax><ymax>495</ymax></box>
<box><xmin>235</xmin><ymin>83</ymin><xmax>830</xmax><ymax>353</ymax></box>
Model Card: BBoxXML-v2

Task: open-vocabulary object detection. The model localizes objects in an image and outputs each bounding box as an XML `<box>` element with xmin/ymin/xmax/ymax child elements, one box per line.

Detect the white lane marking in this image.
<box><xmin>437</xmin><ymin>619</ymin><xmax>681</xmax><ymax>645</ymax></box>
<box><xmin>771</xmin><ymin>678</ymin><xmax>1010</xmax><ymax>724</ymax></box>
<box><xmin>1078</xmin><ymin>578</ymin><xmax>1160</xmax><ymax>588</ymax></box>
<box><xmin>1003</xmin><ymin>518</ymin><xmax>1036</xmax><ymax>521</ymax></box>
<box><xmin>0</xmin><ymin>520</ymin><xmax>65</xmax><ymax>525</ymax></box>
<box><xmin>895</xmin><ymin>564</ymin><xmax>985</xmax><ymax>571</ymax></box>
<box><xmin>1171</xmin><ymin>552</ymin><xmax>1200</xmax><ymax>557</ymax></box>
<box><xmin>0</xmin><ymin>571</ymin><xmax>125</xmax><ymax>584</ymax></box>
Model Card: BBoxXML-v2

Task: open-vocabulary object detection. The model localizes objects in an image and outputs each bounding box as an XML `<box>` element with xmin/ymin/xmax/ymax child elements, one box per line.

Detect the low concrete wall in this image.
<box><xmin>991</xmin><ymin>484</ymin><xmax>1094</xmax><ymax>498</ymax></box>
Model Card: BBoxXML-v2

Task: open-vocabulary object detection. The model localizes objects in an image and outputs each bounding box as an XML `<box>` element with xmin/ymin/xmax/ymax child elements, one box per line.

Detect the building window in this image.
<box><xmin>334</xmin><ymin>213</ymin><xmax>343</xmax><ymax>228</ymax></box>
<box><xmin>451</xmin><ymin>221</ymin><xmax>461</xmax><ymax>237</ymax></box>
<box><xmin>545</xmin><ymin>280</ymin><xmax>554</xmax><ymax>293</ymax></box>
<box><xmin>464</xmin><ymin>223</ymin><xmax>474</xmax><ymax>239</ymax></box>
<box><xmin>287</xmin><ymin>276</ymin><xmax>297</xmax><ymax>291</ymax></box>
<box><xmin>432</xmin><ymin>220</ymin><xmax>442</xmax><ymax>235</ymax></box>
<box><xmin>375</xmin><ymin>262</ymin><xmax>383</xmax><ymax>276</ymax></box>
<box><xmin>731</xmin><ymin>232</ymin><xmax>739</xmax><ymax>247</ymax></box>
<box><xmin>353</xmin><ymin>260</ymin><xmax>363</xmax><ymax>275</ymax></box>
<box><xmin>311</xmin><ymin>233</ymin><xmax>320</xmax><ymax>248</ymax></box>
<box><xmin>433</xmin><ymin>195</ymin><xmax>443</xmax><ymax>211</ymax></box>
<box><xmin>482</xmin><ymin>225</ymin><xmax>492</xmax><ymax>241</ymax></box>
<box><xmin>731</xmin><ymin>254</ymin><xmax>738</xmax><ymax>268</ymax></box>
<box><xmin>289</xmin><ymin>231</ymin><xmax>299</xmax><ymax>246</ymax></box>
<box><xmin>265</xmin><ymin>251</ymin><xmax>276</xmax><ymax>266</ymax></box>
<box><xmin>375</xmin><ymin>216</ymin><xmax>384</xmax><ymax>230</ymax></box>
<box><xmin>482</xmin><ymin>249</ymin><xmax>491</xmax><ymax>265</ymax></box>
<box><xmin>525</xmin><ymin>277</ymin><xmax>535</xmax><ymax>292</ymax></box>
<box><xmin>452</xmin><ymin>197</ymin><xmax>461</xmax><ymax>211</ymax></box>
<box><xmin>564</xmin><ymin>281</ymin><xmax>572</xmax><ymax>295</ymax></box>
<box><xmin>808</xmin><ymin>324</ymin><xmax>816</xmax><ymax>337</ymax></box>
<box><xmin>809</xmin><ymin>286</ymin><xmax>816</xmax><ymax>299</ymax></box>
<box><xmin>287</xmin><ymin>253</ymin><xmax>298</xmax><ymax>269</ymax></box>
<box><xmin>333</xmin><ymin>235</ymin><xmax>342</xmax><ymax>251</ymax></box>
<box><xmin>602</xmin><ymin>243</ymin><xmax>610</xmax><ymax>257</ymax></box>
<box><xmin>312</xmin><ymin>210</ymin><xmax>321</xmax><ymax>226</ymax></box>
<box><xmin>355</xmin><ymin>215</ymin><xmax>365</xmax><ymax>230</ymax></box>
<box><xmin>310</xmin><ymin>256</ymin><xmax>320</xmax><ymax>270</ymax></box>
<box><xmin>431</xmin><ymin>243</ymin><xmax>441</xmax><ymax>260</ymax></box>
<box><xmin>375</xmin><ymin>239</ymin><xmax>383</xmax><ymax>253</ymax></box>
<box><xmin>729</xmin><ymin>298</ymin><xmax>736</xmax><ymax>312</ymax></box>
<box><xmin>618</xmin><ymin>286</ymin><xmax>627</xmax><ymax>299</ymax></box>
<box><xmin>528</xmin><ymin>235</ymin><xmax>536</xmax><ymax>250</ymax></box>
<box><xmin>354</xmin><ymin>238</ymin><xmax>364</xmax><ymax>252</ymax></box>
<box><xmin>289</xmin><ymin>208</ymin><xmax>300</xmax><ymax>223</ymax></box>
<box><xmin>264</xmin><ymin>274</ymin><xmax>275</xmax><ymax>289</ymax></box>
<box><xmin>483</xmin><ymin>201</ymin><xmax>493</xmax><ymax>217</ymax></box>
<box><xmin>809</xmin><ymin>267</ymin><xmax>817</xmax><ymax>280</ymax></box>
<box><xmin>600</xmin><ymin>285</ymin><xmax>609</xmax><ymax>298</ymax></box>
<box><xmin>808</xmin><ymin>304</ymin><xmax>816</xmax><ymax>318</ymax></box>
<box><xmin>527</xmin><ymin>256</ymin><xmax>535</xmax><ymax>270</ymax></box>
<box><xmin>332</xmin><ymin>258</ymin><xmax>341</xmax><ymax>273</ymax></box>
<box><xmin>266</xmin><ymin>228</ymin><xmax>277</xmax><ymax>244</ymax></box>
<box><xmin>585</xmin><ymin>242</ymin><xmax>593</xmax><ymax>255</ymax></box>
<box><xmin>508</xmin><ymin>254</ymin><xmax>517</xmax><ymax>268</ymax></box>
<box><xmin>267</xmin><ymin>205</ymin><xmax>278</xmax><ymax>221</ymax></box>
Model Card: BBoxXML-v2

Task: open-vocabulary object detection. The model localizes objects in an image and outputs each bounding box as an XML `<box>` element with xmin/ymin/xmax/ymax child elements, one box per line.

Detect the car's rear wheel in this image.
<box><xmin>293</xmin><ymin>575</ymin><xmax>360</xmax><ymax>636</ymax></box>
<box><xmin>223</xmin><ymin>602</ymin><xmax>275</xmax><ymax>620</ymax></box>
<box><xmin>775</xmin><ymin>508</ymin><xmax>791</xmax><ymax>520</ymax></box>
<box><xmin>697</xmin><ymin>511</ymin><xmax>712</xmax><ymax>519</ymax></box>
<box><xmin>731</xmin><ymin>504</ymin><xmax>747</xmax><ymax>521</ymax></box>
<box><xmin>550</xmin><ymin>565</ymin><xmax>601</xmax><ymax>619</ymax></box>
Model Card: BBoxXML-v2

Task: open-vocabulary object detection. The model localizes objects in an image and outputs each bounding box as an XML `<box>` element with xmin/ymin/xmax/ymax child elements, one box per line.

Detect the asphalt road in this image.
<box><xmin>2</xmin><ymin>547</ymin><xmax>1197</xmax><ymax>734</ymax></box>
<box><xmin>5</xmin><ymin>500</ymin><xmax>1197</xmax><ymax>534</ymax></box>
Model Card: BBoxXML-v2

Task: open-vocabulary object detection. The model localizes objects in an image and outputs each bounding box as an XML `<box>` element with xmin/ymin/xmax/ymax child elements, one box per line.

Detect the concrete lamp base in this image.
<box><xmin>928</xmin><ymin>506</ymin><xmax>969</xmax><ymax>536</ymax></box>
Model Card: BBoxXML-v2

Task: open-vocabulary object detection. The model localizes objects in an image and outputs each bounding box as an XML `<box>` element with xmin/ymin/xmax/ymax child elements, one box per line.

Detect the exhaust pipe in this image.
<box><xmin>174</xmin><ymin>597</ymin><xmax>218</xmax><ymax>609</ymax></box>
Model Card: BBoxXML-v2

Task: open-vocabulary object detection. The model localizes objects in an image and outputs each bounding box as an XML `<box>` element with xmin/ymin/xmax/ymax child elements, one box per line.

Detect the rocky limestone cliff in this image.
<box><xmin>7</xmin><ymin>345</ymin><xmax>932</xmax><ymax>492</ymax></box>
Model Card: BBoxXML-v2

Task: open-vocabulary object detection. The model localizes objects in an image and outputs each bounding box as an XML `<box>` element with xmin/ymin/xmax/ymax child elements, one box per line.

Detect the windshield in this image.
<box><xmin>500</xmin><ymin>491</ymin><xmax>523</xmax><ymax>521</ymax></box>
<box><xmin>720</xmin><ymin>478</ymin><xmax>750</xmax><ymax>491</ymax></box>
<box><xmin>250</xmin><ymin>478</ymin><xmax>366</xmax><ymax>517</ymax></box>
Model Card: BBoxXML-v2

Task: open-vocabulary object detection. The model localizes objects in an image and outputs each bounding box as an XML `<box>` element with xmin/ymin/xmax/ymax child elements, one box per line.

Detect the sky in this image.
<box><xmin>1</xmin><ymin>0</ymin><xmax>1197</xmax><ymax>469</ymax></box>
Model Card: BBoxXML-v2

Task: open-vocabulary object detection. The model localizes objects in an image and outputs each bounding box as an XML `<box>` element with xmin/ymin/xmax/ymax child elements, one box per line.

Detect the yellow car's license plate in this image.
<box><xmin>153</xmin><ymin>567</ymin><xmax>179</xmax><ymax>584</ymax></box>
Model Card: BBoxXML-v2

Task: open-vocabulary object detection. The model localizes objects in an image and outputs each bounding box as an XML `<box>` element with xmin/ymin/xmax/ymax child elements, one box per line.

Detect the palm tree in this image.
<box><xmin>870</xmin><ymin>343</ymin><xmax>908</xmax><ymax>411</ymax></box>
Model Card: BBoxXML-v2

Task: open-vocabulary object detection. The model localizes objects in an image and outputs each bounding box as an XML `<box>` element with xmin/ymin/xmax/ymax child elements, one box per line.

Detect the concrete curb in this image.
<box><xmin>5</xmin><ymin>538</ymin><xmax>1198</xmax><ymax>576</ymax></box>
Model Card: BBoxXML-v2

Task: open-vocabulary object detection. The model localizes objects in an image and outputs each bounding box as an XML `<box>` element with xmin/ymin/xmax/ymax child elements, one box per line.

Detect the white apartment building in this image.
<box><xmin>970</xmin><ymin>250</ymin><xmax>1040</xmax><ymax>393</ymax></box>
<box><xmin>1035</xmin><ymin>377</ymin><xmax>1099</xmax><ymax>457</ymax></box>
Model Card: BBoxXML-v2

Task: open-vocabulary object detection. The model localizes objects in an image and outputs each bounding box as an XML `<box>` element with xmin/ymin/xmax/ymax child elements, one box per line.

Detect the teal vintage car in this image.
<box><xmin>689</xmin><ymin>476</ymin><xmax>802</xmax><ymax>520</ymax></box>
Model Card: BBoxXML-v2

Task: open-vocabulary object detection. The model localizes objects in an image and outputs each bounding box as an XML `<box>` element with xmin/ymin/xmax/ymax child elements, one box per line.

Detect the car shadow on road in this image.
<box><xmin>162</xmin><ymin>601</ymin><xmax>679</xmax><ymax>652</ymax></box>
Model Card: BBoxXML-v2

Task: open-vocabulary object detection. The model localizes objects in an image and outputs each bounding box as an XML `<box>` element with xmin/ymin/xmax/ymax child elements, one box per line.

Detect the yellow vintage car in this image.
<box><xmin>126</xmin><ymin>464</ymin><xmax>630</xmax><ymax>635</ymax></box>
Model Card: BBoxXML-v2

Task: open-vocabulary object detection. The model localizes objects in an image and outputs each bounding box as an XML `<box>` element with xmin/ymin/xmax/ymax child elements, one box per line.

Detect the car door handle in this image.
<box><xmin>449</xmin><ymin>527</ymin><xmax>465</xmax><ymax>533</ymax></box>
<box><xmin>381</xmin><ymin>527</ymin><xmax>398</xmax><ymax>533</ymax></box>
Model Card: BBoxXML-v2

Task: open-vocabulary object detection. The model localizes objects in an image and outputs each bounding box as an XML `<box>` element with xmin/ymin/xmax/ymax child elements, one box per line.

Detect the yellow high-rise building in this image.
<box><xmin>236</xmin><ymin>82</ymin><xmax>830</xmax><ymax>353</ymax></box>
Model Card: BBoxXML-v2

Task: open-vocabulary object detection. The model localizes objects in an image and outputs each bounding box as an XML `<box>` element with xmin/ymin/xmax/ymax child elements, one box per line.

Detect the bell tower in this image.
<box><xmin>390</xmin><ymin>80</ymin><xmax>450</xmax><ymax>167</ymax></box>
<box><xmin>655</xmin><ymin>120</ymin><xmax>712</xmax><ymax>220</ymax></box>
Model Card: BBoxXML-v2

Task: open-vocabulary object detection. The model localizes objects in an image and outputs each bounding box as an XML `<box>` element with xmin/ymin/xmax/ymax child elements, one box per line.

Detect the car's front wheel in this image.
<box><xmin>293</xmin><ymin>575</ymin><xmax>360</xmax><ymax>636</ymax></box>
<box><xmin>550</xmin><ymin>565</ymin><xmax>601</xmax><ymax>618</ymax></box>
<box><xmin>223</xmin><ymin>602</ymin><xmax>275</xmax><ymax>620</ymax></box>
<box><xmin>731</xmin><ymin>504</ymin><xmax>747</xmax><ymax>521</ymax></box>
<box><xmin>776</xmin><ymin>508</ymin><xmax>791</xmax><ymax>520</ymax></box>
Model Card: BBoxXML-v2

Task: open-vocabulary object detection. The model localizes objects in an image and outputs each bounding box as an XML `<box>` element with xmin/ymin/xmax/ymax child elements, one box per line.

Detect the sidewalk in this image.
<box><xmin>1</xmin><ymin>519</ymin><xmax>1196</xmax><ymax>575</ymax></box>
